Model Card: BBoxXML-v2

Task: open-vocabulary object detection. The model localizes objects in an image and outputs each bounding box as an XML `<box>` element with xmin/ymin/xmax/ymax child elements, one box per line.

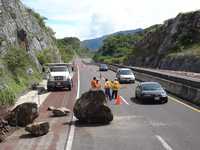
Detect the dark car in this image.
<box><xmin>135</xmin><ymin>82</ymin><xmax>168</xmax><ymax>103</ymax></box>
<box><xmin>99</xmin><ymin>64</ymin><xmax>108</xmax><ymax>71</ymax></box>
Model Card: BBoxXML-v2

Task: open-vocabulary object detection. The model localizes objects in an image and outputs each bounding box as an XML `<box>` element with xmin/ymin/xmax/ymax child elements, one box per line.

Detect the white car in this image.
<box><xmin>116</xmin><ymin>68</ymin><xmax>135</xmax><ymax>83</ymax></box>
<box><xmin>47</xmin><ymin>64</ymin><xmax>73</xmax><ymax>91</ymax></box>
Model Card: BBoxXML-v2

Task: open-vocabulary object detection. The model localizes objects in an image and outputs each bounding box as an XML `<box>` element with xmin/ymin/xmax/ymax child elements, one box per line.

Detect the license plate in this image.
<box><xmin>154</xmin><ymin>97</ymin><xmax>160</xmax><ymax>100</ymax></box>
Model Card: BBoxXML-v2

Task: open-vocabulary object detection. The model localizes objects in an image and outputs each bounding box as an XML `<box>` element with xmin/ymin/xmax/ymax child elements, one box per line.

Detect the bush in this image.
<box><xmin>0</xmin><ymin>87</ymin><xmax>15</xmax><ymax>105</ymax></box>
<box><xmin>37</xmin><ymin>49</ymin><xmax>54</xmax><ymax>65</ymax></box>
<box><xmin>3</xmin><ymin>48</ymin><xmax>30</xmax><ymax>73</ymax></box>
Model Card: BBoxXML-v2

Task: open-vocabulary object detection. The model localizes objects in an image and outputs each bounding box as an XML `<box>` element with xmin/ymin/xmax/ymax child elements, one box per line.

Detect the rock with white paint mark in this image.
<box><xmin>52</xmin><ymin>107</ymin><xmax>70</xmax><ymax>117</ymax></box>
<box><xmin>25</xmin><ymin>121</ymin><xmax>49</xmax><ymax>136</ymax></box>
<box><xmin>74</xmin><ymin>90</ymin><xmax>113</xmax><ymax>124</ymax></box>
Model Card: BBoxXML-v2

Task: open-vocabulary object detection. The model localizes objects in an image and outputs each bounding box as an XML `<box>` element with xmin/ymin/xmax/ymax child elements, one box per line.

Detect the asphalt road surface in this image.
<box><xmin>71</xmin><ymin>59</ymin><xmax>200</xmax><ymax>150</ymax></box>
<box><xmin>0</xmin><ymin>58</ymin><xmax>199</xmax><ymax>150</ymax></box>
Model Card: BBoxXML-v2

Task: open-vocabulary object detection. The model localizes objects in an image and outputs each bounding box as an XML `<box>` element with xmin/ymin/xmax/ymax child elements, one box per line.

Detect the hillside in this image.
<box><xmin>0</xmin><ymin>0</ymin><xmax>61</xmax><ymax>105</ymax></box>
<box><xmin>81</xmin><ymin>29</ymin><xmax>143</xmax><ymax>51</ymax></box>
<box><xmin>94</xmin><ymin>10</ymin><xmax>200</xmax><ymax>73</ymax></box>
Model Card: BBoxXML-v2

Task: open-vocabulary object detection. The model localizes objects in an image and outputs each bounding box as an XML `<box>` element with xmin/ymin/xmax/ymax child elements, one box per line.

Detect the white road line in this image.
<box><xmin>65</xmin><ymin>64</ymin><xmax>80</xmax><ymax>150</ymax></box>
<box><xmin>156</xmin><ymin>135</ymin><xmax>173</xmax><ymax>150</ymax></box>
<box><xmin>120</xmin><ymin>96</ymin><xmax>130</xmax><ymax>105</ymax></box>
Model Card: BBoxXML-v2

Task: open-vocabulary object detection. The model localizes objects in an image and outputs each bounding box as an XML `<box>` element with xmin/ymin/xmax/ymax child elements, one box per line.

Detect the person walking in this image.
<box><xmin>104</xmin><ymin>78</ymin><xmax>112</xmax><ymax>101</ymax></box>
<box><xmin>111</xmin><ymin>78</ymin><xmax>120</xmax><ymax>100</ymax></box>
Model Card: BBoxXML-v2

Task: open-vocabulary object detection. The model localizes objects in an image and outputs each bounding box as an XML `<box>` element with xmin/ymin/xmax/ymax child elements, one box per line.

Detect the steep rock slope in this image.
<box><xmin>0</xmin><ymin>0</ymin><xmax>61</xmax><ymax>68</ymax></box>
<box><xmin>0</xmin><ymin>0</ymin><xmax>61</xmax><ymax>105</ymax></box>
<box><xmin>127</xmin><ymin>11</ymin><xmax>200</xmax><ymax>72</ymax></box>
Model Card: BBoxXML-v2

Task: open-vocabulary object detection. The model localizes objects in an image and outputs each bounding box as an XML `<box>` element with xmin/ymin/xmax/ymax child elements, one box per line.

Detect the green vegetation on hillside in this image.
<box><xmin>0</xmin><ymin>48</ymin><xmax>41</xmax><ymax>105</ymax></box>
<box><xmin>57</xmin><ymin>37</ymin><xmax>92</xmax><ymax>62</ymax></box>
<box><xmin>93</xmin><ymin>33</ymin><xmax>143</xmax><ymax>63</ymax></box>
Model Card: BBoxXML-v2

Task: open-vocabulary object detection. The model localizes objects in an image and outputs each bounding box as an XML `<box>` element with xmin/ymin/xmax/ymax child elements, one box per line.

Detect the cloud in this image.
<box><xmin>22</xmin><ymin>0</ymin><xmax>200</xmax><ymax>40</ymax></box>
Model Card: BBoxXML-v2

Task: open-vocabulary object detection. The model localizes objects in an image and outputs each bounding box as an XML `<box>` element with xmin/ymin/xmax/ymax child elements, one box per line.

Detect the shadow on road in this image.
<box><xmin>19</xmin><ymin>134</ymin><xmax>39</xmax><ymax>139</ymax></box>
<box><xmin>63</xmin><ymin>120</ymin><xmax>110</xmax><ymax>127</ymax></box>
<box><xmin>130</xmin><ymin>97</ymin><xmax>163</xmax><ymax>105</ymax></box>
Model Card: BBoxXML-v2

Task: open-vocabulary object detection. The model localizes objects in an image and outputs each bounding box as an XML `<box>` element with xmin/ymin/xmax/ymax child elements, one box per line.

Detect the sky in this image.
<box><xmin>21</xmin><ymin>0</ymin><xmax>200</xmax><ymax>40</ymax></box>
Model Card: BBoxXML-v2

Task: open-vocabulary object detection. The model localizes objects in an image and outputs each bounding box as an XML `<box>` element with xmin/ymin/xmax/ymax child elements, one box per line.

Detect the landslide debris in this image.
<box><xmin>25</xmin><ymin>121</ymin><xmax>49</xmax><ymax>136</ymax></box>
<box><xmin>6</xmin><ymin>102</ymin><xmax>38</xmax><ymax>127</ymax></box>
<box><xmin>73</xmin><ymin>90</ymin><xmax>113</xmax><ymax>124</ymax></box>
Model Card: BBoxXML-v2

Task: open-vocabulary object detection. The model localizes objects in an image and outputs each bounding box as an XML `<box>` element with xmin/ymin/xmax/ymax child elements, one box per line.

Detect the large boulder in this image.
<box><xmin>6</xmin><ymin>102</ymin><xmax>38</xmax><ymax>127</ymax></box>
<box><xmin>25</xmin><ymin>121</ymin><xmax>49</xmax><ymax>136</ymax></box>
<box><xmin>73</xmin><ymin>90</ymin><xmax>113</xmax><ymax>124</ymax></box>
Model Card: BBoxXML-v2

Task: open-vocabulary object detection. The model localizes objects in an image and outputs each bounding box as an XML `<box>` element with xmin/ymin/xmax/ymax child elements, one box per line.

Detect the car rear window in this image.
<box><xmin>119</xmin><ymin>70</ymin><xmax>132</xmax><ymax>75</ymax></box>
<box><xmin>142</xmin><ymin>83</ymin><xmax>161</xmax><ymax>91</ymax></box>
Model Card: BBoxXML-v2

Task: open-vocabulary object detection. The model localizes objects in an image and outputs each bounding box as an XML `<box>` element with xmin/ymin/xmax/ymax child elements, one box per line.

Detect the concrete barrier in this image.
<box><xmin>108</xmin><ymin>64</ymin><xmax>200</xmax><ymax>106</ymax></box>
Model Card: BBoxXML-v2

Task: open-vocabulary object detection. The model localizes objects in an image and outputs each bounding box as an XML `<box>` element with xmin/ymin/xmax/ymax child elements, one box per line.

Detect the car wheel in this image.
<box><xmin>68</xmin><ymin>85</ymin><xmax>72</xmax><ymax>91</ymax></box>
<box><xmin>163</xmin><ymin>99</ymin><xmax>168</xmax><ymax>103</ymax></box>
<box><xmin>71</xmin><ymin>80</ymin><xmax>73</xmax><ymax>87</ymax></box>
<box><xmin>47</xmin><ymin>86</ymin><xmax>51</xmax><ymax>92</ymax></box>
<box><xmin>135</xmin><ymin>93</ymin><xmax>138</xmax><ymax>99</ymax></box>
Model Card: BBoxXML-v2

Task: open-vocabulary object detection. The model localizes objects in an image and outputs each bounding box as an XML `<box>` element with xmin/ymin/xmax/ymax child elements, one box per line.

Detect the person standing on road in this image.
<box><xmin>91</xmin><ymin>77</ymin><xmax>97</xmax><ymax>89</ymax></box>
<box><xmin>95</xmin><ymin>79</ymin><xmax>101</xmax><ymax>90</ymax></box>
<box><xmin>104</xmin><ymin>78</ymin><xmax>112</xmax><ymax>101</ymax></box>
<box><xmin>111</xmin><ymin>78</ymin><xmax>120</xmax><ymax>100</ymax></box>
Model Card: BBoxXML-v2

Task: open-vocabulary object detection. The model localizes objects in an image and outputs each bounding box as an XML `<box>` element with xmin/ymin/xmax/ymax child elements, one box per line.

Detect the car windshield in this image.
<box><xmin>100</xmin><ymin>64</ymin><xmax>107</xmax><ymax>68</ymax></box>
<box><xmin>50</xmin><ymin>67</ymin><xmax>68</xmax><ymax>72</ymax></box>
<box><xmin>119</xmin><ymin>70</ymin><xmax>132</xmax><ymax>75</ymax></box>
<box><xmin>142</xmin><ymin>83</ymin><xmax>162</xmax><ymax>91</ymax></box>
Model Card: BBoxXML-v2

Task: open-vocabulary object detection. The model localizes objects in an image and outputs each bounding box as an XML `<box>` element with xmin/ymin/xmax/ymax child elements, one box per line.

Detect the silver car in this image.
<box><xmin>135</xmin><ymin>82</ymin><xmax>168</xmax><ymax>103</ymax></box>
<box><xmin>116</xmin><ymin>68</ymin><xmax>135</xmax><ymax>83</ymax></box>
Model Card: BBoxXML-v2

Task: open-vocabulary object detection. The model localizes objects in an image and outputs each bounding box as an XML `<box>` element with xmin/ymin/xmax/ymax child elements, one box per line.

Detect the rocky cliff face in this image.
<box><xmin>127</xmin><ymin>10</ymin><xmax>200</xmax><ymax>72</ymax></box>
<box><xmin>0</xmin><ymin>0</ymin><xmax>61</xmax><ymax>69</ymax></box>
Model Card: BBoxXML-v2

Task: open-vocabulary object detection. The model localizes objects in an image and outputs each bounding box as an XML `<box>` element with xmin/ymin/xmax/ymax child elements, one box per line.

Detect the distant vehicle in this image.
<box><xmin>135</xmin><ymin>82</ymin><xmax>168</xmax><ymax>103</ymax></box>
<box><xmin>47</xmin><ymin>63</ymin><xmax>74</xmax><ymax>91</ymax></box>
<box><xmin>99</xmin><ymin>64</ymin><xmax>108</xmax><ymax>71</ymax></box>
<box><xmin>116</xmin><ymin>68</ymin><xmax>135</xmax><ymax>83</ymax></box>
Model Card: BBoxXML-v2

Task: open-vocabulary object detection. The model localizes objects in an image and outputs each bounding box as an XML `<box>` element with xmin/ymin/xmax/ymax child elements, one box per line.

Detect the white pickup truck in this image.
<box><xmin>47</xmin><ymin>63</ymin><xmax>74</xmax><ymax>91</ymax></box>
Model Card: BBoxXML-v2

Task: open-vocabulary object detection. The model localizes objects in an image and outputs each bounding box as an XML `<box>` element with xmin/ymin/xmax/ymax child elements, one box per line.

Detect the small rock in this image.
<box><xmin>59</xmin><ymin>107</ymin><xmax>71</xmax><ymax>113</ymax></box>
<box><xmin>37</xmin><ymin>86</ymin><xmax>46</xmax><ymax>95</ymax></box>
<box><xmin>47</xmin><ymin>106</ymin><xmax>56</xmax><ymax>111</ymax></box>
<box><xmin>25</xmin><ymin>122</ymin><xmax>49</xmax><ymax>136</ymax></box>
<box><xmin>52</xmin><ymin>107</ymin><xmax>70</xmax><ymax>117</ymax></box>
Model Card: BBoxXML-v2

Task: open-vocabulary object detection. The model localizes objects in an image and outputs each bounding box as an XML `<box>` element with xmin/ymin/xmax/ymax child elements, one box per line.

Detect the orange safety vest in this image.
<box><xmin>91</xmin><ymin>80</ymin><xmax>97</xmax><ymax>88</ymax></box>
<box><xmin>96</xmin><ymin>82</ymin><xmax>101</xmax><ymax>89</ymax></box>
<box><xmin>112</xmin><ymin>81</ymin><xmax>120</xmax><ymax>90</ymax></box>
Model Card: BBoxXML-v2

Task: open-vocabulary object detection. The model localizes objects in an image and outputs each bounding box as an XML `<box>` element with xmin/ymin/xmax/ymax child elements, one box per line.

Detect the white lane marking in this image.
<box><xmin>169</xmin><ymin>96</ymin><xmax>200</xmax><ymax>113</ymax></box>
<box><xmin>120</xmin><ymin>96</ymin><xmax>130</xmax><ymax>105</ymax></box>
<box><xmin>65</xmin><ymin>64</ymin><xmax>80</xmax><ymax>150</ymax></box>
<box><xmin>156</xmin><ymin>135</ymin><xmax>173</xmax><ymax>150</ymax></box>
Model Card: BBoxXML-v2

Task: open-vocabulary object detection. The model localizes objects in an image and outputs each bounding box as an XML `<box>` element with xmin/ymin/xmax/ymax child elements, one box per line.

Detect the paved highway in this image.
<box><xmin>71</xmin><ymin>59</ymin><xmax>200</xmax><ymax>150</ymax></box>
<box><xmin>0</xmin><ymin>58</ymin><xmax>199</xmax><ymax>150</ymax></box>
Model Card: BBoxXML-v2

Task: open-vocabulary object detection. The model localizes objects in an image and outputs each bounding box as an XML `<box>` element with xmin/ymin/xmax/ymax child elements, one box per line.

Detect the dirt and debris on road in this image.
<box><xmin>0</xmin><ymin>69</ymin><xmax>78</xmax><ymax>150</ymax></box>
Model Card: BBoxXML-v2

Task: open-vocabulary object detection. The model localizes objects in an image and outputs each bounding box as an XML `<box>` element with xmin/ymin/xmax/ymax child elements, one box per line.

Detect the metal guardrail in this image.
<box><xmin>107</xmin><ymin>63</ymin><xmax>200</xmax><ymax>106</ymax></box>
<box><xmin>109</xmin><ymin>64</ymin><xmax>200</xmax><ymax>89</ymax></box>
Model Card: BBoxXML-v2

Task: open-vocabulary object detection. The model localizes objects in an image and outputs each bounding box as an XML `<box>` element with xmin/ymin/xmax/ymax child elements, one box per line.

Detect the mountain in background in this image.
<box><xmin>81</xmin><ymin>28</ymin><xmax>143</xmax><ymax>51</ymax></box>
<box><xmin>94</xmin><ymin>10</ymin><xmax>200</xmax><ymax>73</ymax></box>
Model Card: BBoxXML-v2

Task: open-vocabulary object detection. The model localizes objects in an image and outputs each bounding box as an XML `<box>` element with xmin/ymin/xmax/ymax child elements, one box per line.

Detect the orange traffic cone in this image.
<box><xmin>115</xmin><ymin>95</ymin><xmax>122</xmax><ymax>105</ymax></box>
